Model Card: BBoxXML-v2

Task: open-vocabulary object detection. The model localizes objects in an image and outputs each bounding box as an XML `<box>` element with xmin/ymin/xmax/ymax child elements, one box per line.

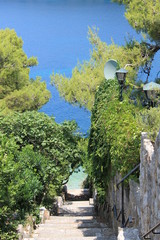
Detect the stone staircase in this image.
<box><xmin>30</xmin><ymin>190</ymin><xmax>117</xmax><ymax>240</ymax></box>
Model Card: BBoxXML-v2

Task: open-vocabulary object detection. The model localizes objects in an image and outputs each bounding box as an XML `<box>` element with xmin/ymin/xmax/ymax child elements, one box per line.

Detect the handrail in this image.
<box><xmin>117</xmin><ymin>163</ymin><xmax>140</xmax><ymax>187</ymax></box>
<box><xmin>116</xmin><ymin>163</ymin><xmax>140</xmax><ymax>228</ymax></box>
<box><xmin>112</xmin><ymin>205</ymin><xmax>134</xmax><ymax>227</ymax></box>
<box><xmin>141</xmin><ymin>221</ymin><xmax>160</xmax><ymax>239</ymax></box>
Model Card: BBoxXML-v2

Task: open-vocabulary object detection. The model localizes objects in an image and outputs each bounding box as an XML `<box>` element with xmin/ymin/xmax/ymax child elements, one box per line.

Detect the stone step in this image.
<box><xmin>34</xmin><ymin>227</ymin><xmax>113</xmax><ymax>237</ymax></box>
<box><xmin>66</xmin><ymin>189</ymin><xmax>90</xmax><ymax>201</ymax></box>
<box><xmin>59</xmin><ymin>212</ymin><xmax>94</xmax><ymax>216</ymax></box>
<box><xmin>35</xmin><ymin>222</ymin><xmax>107</xmax><ymax>229</ymax></box>
<box><xmin>31</xmin><ymin>193</ymin><xmax>117</xmax><ymax>240</ymax></box>
<box><xmin>60</xmin><ymin>205</ymin><xmax>94</xmax><ymax>211</ymax></box>
<box><xmin>44</xmin><ymin>220</ymin><xmax>96</xmax><ymax>225</ymax></box>
<box><xmin>43</xmin><ymin>219</ymin><xmax>97</xmax><ymax>227</ymax></box>
<box><xmin>64</xmin><ymin>201</ymin><xmax>92</xmax><ymax>205</ymax></box>
<box><xmin>32</xmin><ymin>237</ymin><xmax>116</xmax><ymax>240</ymax></box>
<box><xmin>59</xmin><ymin>201</ymin><xmax>95</xmax><ymax>216</ymax></box>
<box><xmin>48</xmin><ymin>216</ymin><xmax>95</xmax><ymax>222</ymax></box>
<box><xmin>67</xmin><ymin>189</ymin><xmax>90</xmax><ymax>195</ymax></box>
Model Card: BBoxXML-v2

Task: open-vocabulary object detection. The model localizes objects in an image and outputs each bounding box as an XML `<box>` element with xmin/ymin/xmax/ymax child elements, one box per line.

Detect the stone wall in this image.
<box><xmin>95</xmin><ymin>174</ymin><xmax>140</xmax><ymax>234</ymax></box>
<box><xmin>140</xmin><ymin>131</ymin><xmax>160</xmax><ymax>239</ymax></box>
<box><xmin>17</xmin><ymin>208</ymin><xmax>50</xmax><ymax>240</ymax></box>
<box><xmin>118</xmin><ymin>227</ymin><xmax>140</xmax><ymax>240</ymax></box>
<box><xmin>96</xmin><ymin>130</ymin><xmax>160</xmax><ymax>239</ymax></box>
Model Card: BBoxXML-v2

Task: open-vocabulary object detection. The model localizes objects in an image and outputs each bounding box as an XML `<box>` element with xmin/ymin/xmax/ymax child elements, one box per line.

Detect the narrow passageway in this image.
<box><xmin>30</xmin><ymin>189</ymin><xmax>117</xmax><ymax>240</ymax></box>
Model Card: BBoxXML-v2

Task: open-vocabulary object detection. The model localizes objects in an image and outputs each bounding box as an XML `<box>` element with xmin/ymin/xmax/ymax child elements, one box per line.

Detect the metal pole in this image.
<box><xmin>122</xmin><ymin>181</ymin><xmax>125</xmax><ymax>227</ymax></box>
<box><xmin>120</xmin><ymin>84</ymin><xmax>123</xmax><ymax>101</ymax></box>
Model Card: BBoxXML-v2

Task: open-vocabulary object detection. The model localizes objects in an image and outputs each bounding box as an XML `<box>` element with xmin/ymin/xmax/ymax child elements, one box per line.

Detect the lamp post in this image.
<box><xmin>143</xmin><ymin>82</ymin><xmax>160</xmax><ymax>107</ymax></box>
<box><xmin>116</xmin><ymin>68</ymin><xmax>128</xmax><ymax>101</ymax></box>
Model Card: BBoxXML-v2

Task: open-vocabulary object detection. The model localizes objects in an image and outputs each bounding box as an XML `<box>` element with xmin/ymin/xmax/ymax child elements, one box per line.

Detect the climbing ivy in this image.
<box><xmin>88</xmin><ymin>80</ymin><xmax>142</xmax><ymax>197</ymax></box>
<box><xmin>138</xmin><ymin>106</ymin><xmax>160</xmax><ymax>142</ymax></box>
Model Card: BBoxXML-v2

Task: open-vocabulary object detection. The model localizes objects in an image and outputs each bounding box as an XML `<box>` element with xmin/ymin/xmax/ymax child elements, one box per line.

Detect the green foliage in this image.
<box><xmin>78</xmin><ymin>138</ymin><xmax>92</xmax><ymax>177</ymax></box>
<box><xmin>0</xmin><ymin>135</ymin><xmax>49</xmax><ymax>238</ymax></box>
<box><xmin>113</xmin><ymin>0</ymin><xmax>160</xmax><ymax>43</ymax></box>
<box><xmin>0</xmin><ymin>228</ymin><xmax>18</xmax><ymax>240</ymax></box>
<box><xmin>138</xmin><ymin>106</ymin><xmax>160</xmax><ymax>141</ymax></box>
<box><xmin>0</xmin><ymin>111</ymin><xmax>82</xmax><ymax>193</ymax></box>
<box><xmin>2</xmin><ymin>78</ymin><xmax>50</xmax><ymax>113</ymax></box>
<box><xmin>51</xmin><ymin>28</ymin><xmax>148</xmax><ymax>110</ymax></box>
<box><xmin>0</xmin><ymin>111</ymin><xmax>83</xmax><ymax>238</ymax></box>
<box><xmin>0</xmin><ymin>134</ymin><xmax>20</xmax><ymax>238</ymax></box>
<box><xmin>0</xmin><ymin>29</ymin><xmax>37</xmax><ymax>97</ymax></box>
<box><xmin>0</xmin><ymin>29</ymin><xmax>50</xmax><ymax>113</ymax></box>
<box><xmin>88</xmin><ymin>80</ymin><xmax>142</xmax><ymax>196</ymax></box>
<box><xmin>11</xmin><ymin>146</ymin><xmax>46</xmax><ymax>212</ymax></box>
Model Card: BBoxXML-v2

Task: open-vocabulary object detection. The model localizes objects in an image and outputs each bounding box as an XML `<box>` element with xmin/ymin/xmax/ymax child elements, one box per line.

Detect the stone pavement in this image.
<box><xmin>27</xmin><ymin>190</ymin><xmax>117</xmax><ymax>240</ymax></box>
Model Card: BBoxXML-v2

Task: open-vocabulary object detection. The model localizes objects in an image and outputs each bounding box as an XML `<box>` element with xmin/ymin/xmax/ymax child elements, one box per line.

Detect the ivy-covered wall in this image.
<box><xmin>88</xmin><ymin>79</ymin><xmax>142</xmax><ymax>199</ymax></box>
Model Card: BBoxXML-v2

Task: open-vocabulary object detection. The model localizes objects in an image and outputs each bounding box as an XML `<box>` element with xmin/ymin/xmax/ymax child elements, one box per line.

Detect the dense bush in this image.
<box><xmin>0</xmin><ymin>135</ymin><xmax>52</xmax><ymax>238</ymax></box>
<box><xmin>0</xmin><ymin>111</ymin><xmax>83</xmax><ymax>238</ymax></box>
<box><xmin>0</xmin><ymin>134</ymin><xmax>19</xmax><ymax>239</ymax></box>
<box><xmin>88</xmin><ymin>80</ymin><xmax>142</xmax><ymax>198</ymax></box>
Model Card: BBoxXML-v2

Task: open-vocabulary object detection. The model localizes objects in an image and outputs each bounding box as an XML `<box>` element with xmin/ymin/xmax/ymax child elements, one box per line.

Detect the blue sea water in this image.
<box><xmin>67</xmin><ymin>166</ymin><xmax>87</xmax><ymax>189</ymax></box>
<box><xmin>0</xmin><ymin>0</ymin><xmax>145</xmax><ymax>133</ymax></box>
